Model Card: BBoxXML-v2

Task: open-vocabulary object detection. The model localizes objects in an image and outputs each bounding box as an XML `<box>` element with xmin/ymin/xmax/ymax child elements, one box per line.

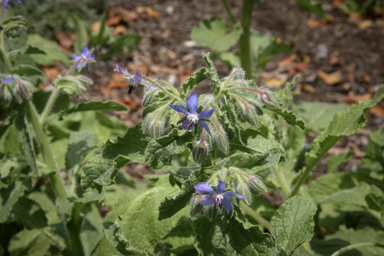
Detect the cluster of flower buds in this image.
<box><xmin>0</xmin><ymin>75</ymin><xmax>33</xmax><ymax>107</ymax></box>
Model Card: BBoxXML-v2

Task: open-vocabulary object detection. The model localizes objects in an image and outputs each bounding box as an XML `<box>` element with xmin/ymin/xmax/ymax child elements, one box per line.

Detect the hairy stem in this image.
<box><xmin>27</xmin><ymin>101</ymin><xmax>67</xmax><ymax>199</ymax></box>
<box><xmin>272</xmin><ymin>166</ymin><xmax>291</xmax><ymax>200</ymax></box>
<box><xmin>220</xmin><ymin>0</ymin><xmax>237</xmax><ymax>24</ymax></box>
<box><xmin>240</xmin><ymin>201</ymin><xmax>270</xmax><ymax>231</ymax></box>
<box><xmin>331</xmin><ymin>242</ymin><xmax>384</xmax><ymax>256</ymax></box>
<box><xmin>0</xmin><ymin>33</ymin><xmax>12</xmax><ymax>72</ymax></box>
<box><xmin>239</xmin><ymin>0</ymin><xmax>254</xmax><ymax>79</ymax></box>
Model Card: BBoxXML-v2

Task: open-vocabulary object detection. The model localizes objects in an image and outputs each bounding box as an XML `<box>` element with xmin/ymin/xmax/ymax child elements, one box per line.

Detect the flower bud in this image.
<box><xmin>211</xmin><ymin>114</ymin><xmax>229</xmax><ymax>154</ymax></box>
<box><xmin>248</xmin><ymin>174</ymin><xmax>267</xmax><ymax>194</ymax></box>
<box><xmin>193</xmin><ymin>131</ymin><xmax>210</xmax><ymax>164</ymax></box>
<box><xmin>142</xmin><ymin>105</ymin><xmax>168</xmax><ymax>138</ymax></box>
<box><xmin>12</xmin><ymin>76</ymin><xmax>34</xmax><ymax>103</ymax></box>
<box><xmin>0</xmin><ymin>83</ymin><xmax>13</xmax><ymax>107</ymax></box>
<box><xmin>260</xmin><ymin>90</ymin><xmax>279</xmax><ymax>108</ymax></box>
<box><xmin>190</xmin><ymin>194</ymin><xmax>204</xmax><ymax>218</ymax></box>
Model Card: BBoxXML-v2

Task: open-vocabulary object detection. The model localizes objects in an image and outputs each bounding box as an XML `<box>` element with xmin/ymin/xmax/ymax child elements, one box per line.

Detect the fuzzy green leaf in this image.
<box><xmin>202</xmin><ymin>52</ymin><xmax>219</xmax><ymax>83</ymax></box>
<box><xmin>73</xmin><ymin>14</ymin><xmax>89</xmax><ymax>52</ymax></box>
<box><xmin>102</xmin><ymin>33</ymin><xmax>142</xmax><ymax>59</ymax></box>
<box><xmin>0</xmin><ymin>181</ymin><xmax>26</xmax><ymax>222</ymax></box>
<box><xmin>193</xmin><ymin>215</ymin><xmax>277</xmax><ymax>255</ymax></box>
<box><xmin>12</xmin><ymin>64</ymin><xmax>46</xmax><ymax>84</ymax></box>
<box><xmin>8</xmin><ymin>229</ymin><xmax>51</xmax><ymax>256</ymax></box>
<box><xmin>8</xmin><ymin>45</ymin><xmax>46</xmax><ymax>62</ymax></box>
<box><xmin>27</xmin><ymin>34</ymin><xmax>69</xmax><ymax>66</ymax></box>
<box><xmin>65</xmin><ymin>131</ymin><xmax>97</xmax><ymax>170</ymax></box>
<box><xmin>270</xmin><ymin>196</ymin><xmax>317</xmax><ymax>255</ymax></box>
<box><xmin>15</xmin><ymin>106</ymin><xmax>38</xmax><ymax>176</ymax></box>
<box><xmin>80</xmin><ymin>206</ymin><xmax>104</xmax><ymax>256</ymax></box>
<box><xmin>180</xmin><ymin>68</ymin><xmax>210</xmax><ymax>100</ymax></box>
<box><xmin>54</xmin><ymin>78</ymin><xmax>86</xmax><ymax>97</ymax></box>
<box><xmin>191</xmin><ymin>17</ymin><xmax>242</xmax><ymax>52</ymax></box>
<box><xmin>81</xmin><ymin>154</ymin><xmax>114</xmax><ymax>191</ymax></box>
<box><xmin>91</xmin><ymin>236</ymin><xmax>123</xmax><ymax>256</ymax></box>
<box><xmin>64</xmin><ymin>101</ymin><xmax>129</xmax><ymax>115</ymax></box>
<box><xmin>265</xmin><ymin>106</ymin><xmax>305</xmax><ymax>129</ymax></box>
<box><xmin>145</xmin><ymin>129</ymin><xmax>194</xmax><ymax>169</ymax></box>
<box><xmin>11</xmin><ymin>196</ymin><xmax>48</xmax><ymax>229</ymax></box>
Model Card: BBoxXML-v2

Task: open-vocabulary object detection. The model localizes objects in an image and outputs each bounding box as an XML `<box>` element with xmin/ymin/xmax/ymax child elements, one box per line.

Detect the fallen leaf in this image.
<box><xmin>261</xmin><ymin>74</ymin><xmax>288</xmax><ymax>88</ymax></box>
<box><xmin>161</xmin><ymin>28</ymin><xmax>171</xmax><ymax>39</ymax></box>
<box><xmin>363</xmin><ymin>74</ymin><xmax>371</xmax><ymax>83</ymax></box>
<box><xmin>180</xmin><ymin>69</ymin><xmax>193</xmax><ymax>83</ymax></box>
<box><xmin>100</xmin><ymin>86</ymin><xmax>112</xmax><ymax>95</ymax></box>
<box><xmin>275</xmin><ymin>37</ymin><xmax>282</xmax><ymax>43</ymax></box>
<box><xmin>329</xmin><ymin>55</ymin><xmax>339</xmax><ymax>66</ymax></box>
<box><xmin>117</xmin><ymin>98</ymin><xmax>140</xmax><ymax>110</ymax></box>
<box><xmin>42</xmin><ymin>66</ymin><xmax>61</xmax><ymax>81</ymax></box>
<box><xmin>278</xmin><ymin>54</ymin><xmax>297</xmax><ymax>67</ymax></box>
<box><xmin>307</xmin><ymin>19</ymin><xmax>321</xmax><ymax>28</ymax></box>
<box><xmin>108</xmin><ymin>8</ymin><xmax>140</xmax><ymax>23</ymax></box>
<box><xmin>300</xmin><ymin>83</ymin><xmax>316</xmax><ymax>93</ymax></box>
<box><xmin>107</xmin><ymin>73</ymin><xmax>128</xmax><ymax>89</ymax></box>
<box><xmin>332</xmin><ymin>0</ymin><xmax>342</xmax><ymax>8</ymax></box>
<box><xmin>128</xmin><ymin>63</ymin><xmax>153</xmax><ymax>76</ymax></box>
<box><xmin>136</xmin><ymin>6</ymin><xmax>160</xmax><ymax>19</ymax></box>
<box><xmin>325</xmin><ymin>14</ymin><xmax>335</xmax><ymax>23</ymax></box>
<box><xmin>346</xmin><ymin>73</ymin><xmax>355</xmax><ymax>80</ymax></box>
<box><xmin>369</xmin><ymin>105</ymin><xmax>384</xmax><ymax>116</ymax></box>
<box><xmin>344</xmin><ymin>93</ymin><xmax>373</xmax><ymax>104</ymax></box>
<box><xmin>358</xmin><ymin>20</ymin><xmax>374</xmax><ymax>30</ymax></box>
<box><xmin>295</xmin><ymin>62</ymin><xmax>308</xmax><ymax>72</ymax></box>
<box><xmin>56</xmin><ymin>32</ymin><xmax>73</xmax><ymax>51</ymax></box>
<box><xmin>91</xmin><ymin>21</ymin><xmax>101</xmax><ymax>32</ymax></box>
<box><xmin>106</xmin><ymin>16</ymin><xmax>121</xmax><ymax>26</ymax></box>
<box><xmin>317</xmin><ymin>70</ymin><xmax>343</xmax><ymax>85</ymax></box>
<box><xmin>113</xmin><ymin>25</ymin><xmax>127</xmax><ymax>36</ymax></box>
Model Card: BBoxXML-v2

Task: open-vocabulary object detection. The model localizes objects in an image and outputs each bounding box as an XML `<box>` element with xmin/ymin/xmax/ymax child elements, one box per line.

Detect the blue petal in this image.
<box><xmin>16</xmin><ymin>0</ymin><xmax>22</xmax><ymax>3</ymax></box>
<box><xmin>116</xmin><ymin>63</ymin><xmax>124</xmax><ymax>75</ymax></box>
<box><xmin>181</xmin><ymin>119</ymin><xmax>194</xmax><ymax>130</ymax></box>
<box><xmin>198</xmin><ymin>120</ymin><xmax>211</xmax><ymax>135</ymax></box>
<box><xmin>132</xmin><ymin>71</ymin><xmax>142</xmax><ymax>83</ymax></box>
<box><xmin>198</xmin><ymin>107</ymin><xmax>216</xmax><ymax>119</ymax></box>
<box><xmin>222</xmin><ymin>197</ymin><xmax>232</xmax><ymax>215</ymax></box>
<box><xmin>199</xmin><ymin>195</ymin><xmax>215</xmax><ymax>205</ymax></box>
<box><xmin>186</xmin><ymin>92</ymin><xmax>198</xmax><ymax>114</ymax></box>
<box><xmin>194</xmin><ymin>182</ymin><xmax>215</xmax><ymax>195</ymax></box>
<box><xmin>5</xmin><ymin>77</ymin><xmax>14</xmax><ymax>83</ymax></box>
<box><xmin>169</xmin><ymin>105</ymin><xmax>189</xmax><ymax>116</ymax></box>
<box><xmin>216</xmin><ymin>180</ymin><xmax>225</xmax><ymax>194</ymax></box>
<box><xmin>223</xmin><ymin>192</ymin><xmax>245</xmax><ymax>198</ymax></box>
<box><xmin>82</xmin><ymin>46</ymin><xmax>89</xmax><ymax>57</ymax></box>
<box><xmin>71</xmin><ymin>54</ymin><xmax>80</xmax><ymax>61</ymax></box>
<box><xmin>89</xmin><ymin>51</ymin><xmax>95</xmax><ymax>60</ymax></box>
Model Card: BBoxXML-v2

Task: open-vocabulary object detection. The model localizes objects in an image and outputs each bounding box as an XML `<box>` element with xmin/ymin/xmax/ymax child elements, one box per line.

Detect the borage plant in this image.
<box><xmin>82</xmin><ymin>52</ymin><xmax>384</xmax><ymax>255</ymax></box>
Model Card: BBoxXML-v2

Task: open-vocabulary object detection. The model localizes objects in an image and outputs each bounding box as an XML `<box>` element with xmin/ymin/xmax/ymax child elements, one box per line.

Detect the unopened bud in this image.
<box><xmin>248</xmin><ymin>174</ymin><xmax>267</xmax><ymax>194</ymax></box>
<box><xmin>190</xmin><ymin>194</ymin><xmax>204</xmax><ymax>218</ymax></box>
<box><xmin>260</xmin><ymin>91</ymin><xmax>279</xmax><ymax>108</ymax></box>
<box><xmin>193</xmin><ymin>131</ymin><xmax>210</xmax><ymax>164</ymax></box>
<box><xmin>211</xmin><ymin>115</ymin><xmax>229</xmax><ymax>154</ymax></box>
<box><xmin>244</xmin><ymin>106</ymin><xmax>258</xmax><ymax>126</ymax></box>
<box><xmin>0</xmin><ymin>84</ymin><xmax>13</xmax><ymax>107</ymax></box>
<box><xmin>142</xmin><ymin>106</ymin><xmax>168</xmax><ymax>138</ymax></box>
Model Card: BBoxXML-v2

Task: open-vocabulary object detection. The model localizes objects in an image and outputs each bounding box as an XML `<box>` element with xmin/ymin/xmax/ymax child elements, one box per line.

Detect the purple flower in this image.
<box><xmin>3</xmin><ymin>0</ymin><xmax>21</xmax><ymax>9</ymax></box>
<box><xmin>0</xmin><ymin>77</ymin><xmax>14</xmax><ymax>84</ymax></box>
<box><xmin>169</xmin><ymin>92</ymin><xmax>216</xmax><ymax>135</ymax></box>
<box><xmin>194</xmin><ymin>180</ymin><xmax>245</xmax><ymax>215</ymax></box>
<box><xmin>71</xmin><ymin>46</ymin><xmax>95</xmax><ymax>71</ymax></box>
<box><xmin>115</xmin><ymin>64</ymin><xmax>156</xmax><ymax>94</ymax></box>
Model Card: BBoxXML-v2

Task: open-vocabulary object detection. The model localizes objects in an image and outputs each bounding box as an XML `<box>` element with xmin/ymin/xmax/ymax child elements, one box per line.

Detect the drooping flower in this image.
<box><xmin>194</xmin><ymin>180</ymin><xmax>245</xmax><ymax>215</ymax></box>
<box><xmin>71</xmin><ymin>46</ymin><xmax>95</xmax><ymax>71</ymax></box>
<box><xmin>169</xmin><ymin>92</ymin><xmax>216</xmax><ymax>135</ymax></box>
<box><xmin>115</xmin><ymin>64</ymin><xmax>157</xmax><ymax>94</ymax></box>
<box><xmin>2</xmin><ymin>0</ymin><xmax>21</xmax><ymax>9</ymax></box>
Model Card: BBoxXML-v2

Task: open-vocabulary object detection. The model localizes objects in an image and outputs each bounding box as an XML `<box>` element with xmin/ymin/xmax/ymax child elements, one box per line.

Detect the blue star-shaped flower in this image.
<box><xmin>169</xmin><ymin>92</ymin><xmax>216</xmax><ymax>135</ymax></box>
<box><xmin>71</xmin><ymin>46</ymin><xmax>95</xmax><ymax>71</ymax></box>
<box><xmin>194</xmin><ymin>180</ymin><xmax>245</xmax><ymax>215</ymax></box>
<box><xmin>3</xmin><ymin>0</ymin><xmax>21</xmax><ymax>10</ymax></box>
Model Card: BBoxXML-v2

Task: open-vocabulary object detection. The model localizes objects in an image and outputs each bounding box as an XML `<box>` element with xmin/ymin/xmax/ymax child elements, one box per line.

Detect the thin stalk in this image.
<box><xmin>331</xmin><ymin>242</ymin><xmax>384</xmax><ymax>256</ymax></box>
<box><xmin>143</xmin><ymin>75</ymin><xmax>183</xmax><ymax>103</ymax></box>
<box><xmin>67</xmin><ymin>205</ymin><xmax>85</xmax><ymax>256</ymax></box>
<box><xmin>0</xmin><ymin>34</ymin><xmax>12</xmax><ymax>72</ymax></box>
<box><xmin>220</xmin><ymin>0</ymin><xmax>237</xmax><ymax>24</ymax></box>
<box><xmin>224</xmin><ymin>86</ymin><xmax>264</xmax><ymax>95</ymax></box>
<box><xmin>290</xmin><ymin>162</ymin><xmax>316</xmax><ymax>198</ymax></box>
<box><xmin>27</xmin><ymin>101</ymin><xmax>67</xmax><ymax>199</ymax></box>
<box><xmin>240</xmin><ymin>201</ymin><xmax>270</xmax><ymax>230</ymax></box>
<box><xmin>272</xmin><ymin>166</ymin><xmax>291</xmax><ymax>200</ymax></box>
<box><xmin>239</xmin><ymin>0</ymin><xmax>254</xmax><ymax>79</ymax></box>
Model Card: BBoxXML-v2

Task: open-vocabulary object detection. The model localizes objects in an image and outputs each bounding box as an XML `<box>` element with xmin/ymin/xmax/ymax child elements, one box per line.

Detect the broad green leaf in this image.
<box><xmin>81</xmin><ymin>155</ymin><xmax>114</xmax><ymax>191</ymax></box>
<box><xmin>91</xmin><ymin>236</ymin><xmax>123</xmax><ymax>256</ymax></box>
<box><xmin>55</xmin><ymin>197</ymin><xmax>74</xmax><ymax>221</ymax></box>
<box><xmin>180</xmin><ymin>68</ymin><xmax>210</xmax><ymax>100</ymax></box>
<box><xmin>193</xmin><ymin>215</ymin><xmax>277</xmax><ymax>255</ymax></box>
<box><xmin>284</xmin><ymin>125</ymin><xmax>306</xmax><ymax>159</ymax></box>
<box><xmin>106</xmin><ymin>183</ymin><xmax>190</xmax><ymax>252</ymax></box>
<box><xmin>11</xmin><ymin>196</ymin><xmax>48</xmax><ymax>229</ymax></box>
<box><xmin>8</xmin><ymin>45</ymin><xmax>46</xmax><ymax>62</ymax></box>
<box><xmin>8</xmin><ymin>229</ymin><xmax>51</xmax><ymax>256</ymax></box>
<box><xmin>160</xmin><ymin>216</ymin><xmax>195</xmax><ymax>254</ymax></box>
<box><xmin>211</xmin><ymin>52</ymin><xmax>241</xmax><ymax>71</ymax></box>
<box><xmin>311</xmin><ymin>228</ymin><xmax>384</xmax><ymax>256</ymax></box>
<box><xmin>327</xmin><ymin>151</ymin><xmax>354</xmax><ymax>173</ymax></box>
<box><xmin>65</xmin><ymin>131</ymin><xmax>97</xmax><ymax>170</ymax></box>
<box><xmin>292</xmin><ymin>102</ymin><xmax>349</xmax><ymax>133</ymax></box>
<box><xmin>191</xmin><ymin>17</ymin><xmax>242</xmax><ymax>52</ymax></box>
<box><xmin>250</xmin><ymin>29</ymin><xmax>291</xmax><ymax>71</ymax></box>
<box><xmin>307</xmin><ymin>173</ymin><xmax>356</xmax><ymax>204</ymax></box>
<box><xmin>27</xmin><ymin>34</ymin><xmax>69</xmax><ymax>66</ymax></box>
<box><xmin>145</xmin><ymin>129</ymin><xmax>194</xmax><ymax>169</ymax></box>
<box><xmin>293</xmin><ymin>0</ymin><xmax>326</xmax><ymax>19</ymax></box>
<box><xmin>12</xmin><ymin>64</ymin><xmax>46</xmax><ymax>84</ymax></box>
<box><xmin>270</xmin><ymin>196</ymin><xmax>317</xmax><ymax>255</ymax></box>
<box><xmin>73</xmin><ymin>14</ymin><xmax>89</xmax><ymax>52</ymax></box>
<box><xmin>64</xmin><ymin>100</ymin><xmax>129</xmax><ymax>115</ymax></box>
<box><xmin>363</xmin><ymin>130</ymin><xmax>384</xmax><ymax>168</ymax></box>
<box><xmin>0</xmin><ymin>156</ymin><xmax>20</xmax><ymax>179</ymax></box>
<box><xmin>0</xmin><ymin>181</ymin><xmax>26</xmax><ymax>222</ymax></box>
<box><xmin>15</xmin><ymin>105</ymin><xmax>38</xmax><ymax>176</ymax></box>
<box><xmin>80</xmin><ymin>205</ymin><xmax>104</xmax><ymax>256</ymax></box>
<box><xmin>102</xmin><ymin>33</ymin><xmax>142</xmax><ymax>59</ymax></box>
<box><xmin>54</xmin><ymin>78</ymin><xmax>86</xmax><ymax>97</ymax></box>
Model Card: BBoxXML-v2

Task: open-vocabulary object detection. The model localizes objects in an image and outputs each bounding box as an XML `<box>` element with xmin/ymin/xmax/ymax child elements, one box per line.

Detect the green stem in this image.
<box><xmin>240</xmin><ymin>201</ymin><xmax>270</xmax><ymax>230</ymax></box>
<box><xmin>290</xmin><ymin>160</ymin><xmax>317</xmax><ymax>198</ymax></box>
<box><xmin>27</xmin><ymin>101</ymin><xmax>67</xmax><ymax>199</ymax></box>
<box><xmin>220</xmin><ymin>0</ymin><xmax>237</xmax><ymax>24</ymax></box>
<box><xmin>67</xmin><ymin>205</ymin><xmax>85</xmax><ymax>256</ymax></box>
<box><xmin>272</xmin><ymin>166</ymin><xmax>291</xmax><ymax>200</ymax></box>
<box><xmin>40</xmin><ymin>88</ymin><xmax>60</xmax><ymax>124</ymax></box>
<box><xmin>331</xmin><ymin>242</ymin><xmax>384</xmax><ymax>256</ymax></box>
<box><xmin>0</xmin><ymin>33</ymin><xmax>12</xmax><ymax>72</ymax></box>
<box><xmin>239</xmin><ymin>0</ymin><xmax>254</xmax><ymax>79</ymax></box>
